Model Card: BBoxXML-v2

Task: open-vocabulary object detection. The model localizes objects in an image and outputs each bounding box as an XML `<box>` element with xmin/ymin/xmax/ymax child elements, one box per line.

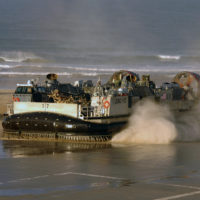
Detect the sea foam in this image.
<box><xmin>0</xmin><ymin>64</ymin><xmax>12</xmax><ymax>69</ymax></box>
<box><xmin>0</xmin><ymin>51</ymin><xmax>47</xmax><ymax>63</ymax></box>
<box><xmin>158</xmin><ymin>55</ymin><xmax>181</xmax><ymax>61</ymax></box>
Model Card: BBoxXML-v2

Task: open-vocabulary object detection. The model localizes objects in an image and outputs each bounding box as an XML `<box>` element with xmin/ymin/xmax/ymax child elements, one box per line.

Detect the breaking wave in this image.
<box><xmin>0</xmin><ymin>57</ymin><xmax>48</xmax><ymax>63</ymax></box>
<box><xmin>1</xmin><ymin>66</ymin><xmax>200</xmax><ymax>76</ymax></box>
<box><xmin>63</xmin><ymin>66</ymin><xmax>120</xmax><ymax>72</ymax></box>
<box><xmin>0</xmin><ymin>71</ymin><xmax>110</xmax><ymax>76</ymax></box>
<box><xmin>0</xmin><ymin>51</ymin><xmax>48</xmax><ymax>63</ymax></box>
<box><xmin>22</xmin><ymin>58</ymin><xmax>48</xmax><ymax>63</ymax></box>
<box><xmin>158</xmin><ymin>55</ymin><xmax>181</xmax><ymax>61</ymax></box>
<box><xmin>0</xmin><ymin>72</ymin><xmax>71</xmax><ymax>76</ymax></box>
<box><xmin>112</xmin><ymin>100</ymin><xmax>200</xmax><ymax>144</ymax></box>
<box><xmin>129</xmin><ymin>54</ymin><xmax>200</xmax><ymax>63</ymax></box>
<box><xmin>0</xmin><ymin>64</ymin><xmax>12</xmax><ymax>69</ymax></box>
<box><xmin>0</xmin><ymin>58</ymin><xmax>5</xmax><ymax>62</ymax></box>
<box><xmin>64</xmin><ymin>65</ymin><xmax>200</xmax><ymax>73</ymax></box>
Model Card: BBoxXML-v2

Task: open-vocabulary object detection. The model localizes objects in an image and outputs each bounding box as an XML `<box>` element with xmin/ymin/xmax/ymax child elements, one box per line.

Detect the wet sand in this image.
<box><xmin>1</xmin><ymin>138</ymin><xmax>200</xmax><ymax>199</ymax></box>
<box><xmin>1</xmin><ymin>120</ymin><xmax>200</xmax><ymax>200</ymax></box>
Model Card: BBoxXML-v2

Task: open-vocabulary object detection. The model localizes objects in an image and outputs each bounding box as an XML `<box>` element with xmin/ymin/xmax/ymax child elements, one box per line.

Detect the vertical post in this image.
<box><xmin>77</xmin><ymin>104</ymin><xmax>80</xmax><ymax>118</ymax></box>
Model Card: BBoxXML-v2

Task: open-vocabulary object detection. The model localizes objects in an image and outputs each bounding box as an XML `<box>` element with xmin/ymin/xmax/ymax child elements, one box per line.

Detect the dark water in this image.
<box><xmin>0</xmin><ymin>0</ymin><xmax>200</xmax><ymax>88</ymax></box>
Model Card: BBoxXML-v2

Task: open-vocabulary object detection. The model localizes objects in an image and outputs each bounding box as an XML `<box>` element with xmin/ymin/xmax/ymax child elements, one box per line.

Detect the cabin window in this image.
<box><xmin>22</xmin><ymin>87</ymin><xmax>27</xmax><ymax>93</ymax></box>
<box><xmin>15</xmin><ymin>87</ymin><xmax>33</xmax><ymax>94</ymax></box>
<box><xmin>27</xmin><ymin>87</ymin><xmax>32</xmax><ymax>94</ymax></box>
<box><xmin>37</xmin><ymin>87</ymin><xmax>46</xmax><ymax>93</ymax></box>
<box><xmin>15</xmin><ymin>87</ymin><xmax>23</xmax><ymax>93</ymax></box>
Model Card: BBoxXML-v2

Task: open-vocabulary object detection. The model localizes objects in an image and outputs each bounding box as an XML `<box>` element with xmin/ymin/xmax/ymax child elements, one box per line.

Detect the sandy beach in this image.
<box><xmin>0</xmin><ymin>90</ymin><xmax>14</xmax><ymax>116</ymax></box>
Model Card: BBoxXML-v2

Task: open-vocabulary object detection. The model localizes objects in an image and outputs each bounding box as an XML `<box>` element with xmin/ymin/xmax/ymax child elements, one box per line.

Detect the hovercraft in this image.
<box><xmin>2</xmin><ymin>71</ymin><xmax>200</xmax><ymax>142</ymax></box>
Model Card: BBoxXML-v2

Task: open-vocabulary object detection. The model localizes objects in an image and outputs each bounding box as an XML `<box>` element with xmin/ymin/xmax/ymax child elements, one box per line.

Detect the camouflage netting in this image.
<box><xmin>107</xmin><ymin>70</ymin><xmax>140</xmax><ymax>87</ymax></box>
<box><xmin>47</xmin><ymin>73</ymin><xmax>58</xmax><ymax>80</ymax></box>
<box><xmin>173</xmin><ymin>71</ymin><xmax>200</xmax><ymax>99</ymax></box>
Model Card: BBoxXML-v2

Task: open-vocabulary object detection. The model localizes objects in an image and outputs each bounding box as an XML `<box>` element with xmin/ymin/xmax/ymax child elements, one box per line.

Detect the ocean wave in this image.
<box><xmin>0</xmin><ymin>64</ymin><xmax>13</xmax><ymax>69</ymax></box>
<box><xmin>62</xmin><ymin>65</ymin><xmax>200</xmax><ymax>73</ymax></box>
<box><xmin>97</xmin><ymin>54</ymin><xmax>200</xmax><ymax>63</ymax></box>
<box><xmin>0</xmin><ymin>58</ymin><xmax>5</xmax><ymax>62</ymax></box>
<box><xmin>158</xmin><ymin>55</ymin><xmax>181</xmax><ymax>60</ymax></box>
<box><xmin>23</xmin><ymin>58</ymin><xmax>48</xmax><ymax>63</ymax></box>
<box><xmin>0</xmin><ymin>72</ymin><xmax>71</xmax><ymax>76</ymax></box>
<box><xmin>0</xmin><ymin>51</ymin><xmax>48</xmax><ymax>63</ymax></box>
<box><xmin>62</xmin><ymin>65</ymin><xmax>184</xmax><ymax>73</ymax></box>
<box><xmin>0</xmin><ymin>56</ymin><xmax>27</xmax><ymax>63</ymax></box>
<box><xmin>63</xmin><ymin>66</ymin><xmax>120</xmax><ymax>72</ymax></box>
<box><xmin>0</xmin><ymin>57</ymin><xmax>48</xmax><ymax>63</ymax></box>
<box><xmin>0</xmin><ymin>71</ymin><xmax>109</xmax><ymax>76</ymax></box>
<box><xmin>1</xmin><ymin>68</ymin><xmax>200</xmax><ymax>76</ymax></box>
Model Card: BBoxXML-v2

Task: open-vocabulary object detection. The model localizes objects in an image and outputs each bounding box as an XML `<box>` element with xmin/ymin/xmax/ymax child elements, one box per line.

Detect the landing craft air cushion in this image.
<box><xmin>2</xmin><ymin>71</ymin><xmax>200</xmax><ymax>142</ymax></box>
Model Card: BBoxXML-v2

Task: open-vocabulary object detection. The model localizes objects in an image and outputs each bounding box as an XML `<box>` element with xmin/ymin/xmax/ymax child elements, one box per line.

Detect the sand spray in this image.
<box><xmin>112</xmin><ymin>99</ymin><xmax>200</xmax><ymax>144</ymax></box>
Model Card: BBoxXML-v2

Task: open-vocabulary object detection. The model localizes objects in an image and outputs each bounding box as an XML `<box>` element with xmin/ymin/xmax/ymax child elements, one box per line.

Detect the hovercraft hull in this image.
<box><xmin>2</xmin><ymin>112</ymin><xmax>127</xmax><ymax>141</ymax></box>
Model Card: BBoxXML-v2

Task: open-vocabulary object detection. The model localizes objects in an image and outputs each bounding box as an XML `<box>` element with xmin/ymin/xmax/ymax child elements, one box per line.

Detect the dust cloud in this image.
<box><xmin>175</xmin><ymin>103</ymin><xmax>200</xmax><ymax>142</ymax></box>
<box><xmin>112</xmin><ymin>99</ymin><xmax>200</xmax><ymax>144</ymax></box>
